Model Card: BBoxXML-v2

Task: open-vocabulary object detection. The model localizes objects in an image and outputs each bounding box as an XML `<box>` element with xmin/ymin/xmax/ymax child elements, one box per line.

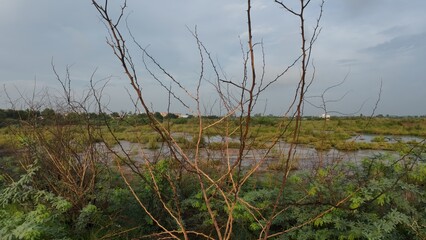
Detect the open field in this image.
<box><xmin>2</xmin><ymin>115</ymin><xmax>425</xmax><ymax>154</ymax></box>
<box><xmin>1</xmin><ymin>113</ymin><xmax>425</xmax><ymax>239</ymax></box>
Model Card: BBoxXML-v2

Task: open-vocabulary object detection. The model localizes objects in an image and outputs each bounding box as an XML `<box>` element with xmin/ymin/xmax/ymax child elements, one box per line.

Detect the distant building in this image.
<box><xmin>160</xmin><ymin>112</ymin><xmax>190</xmax><ymax>118</ymax></box>
<box><xmin>320</xmin><ymin>113</ymin><xmax>331</xmax><ymax>119</ymax></box>
<box><xmin>178</xmin><ymin>114</ymin><xmax>189</xmax><ymax>118</ymax></box>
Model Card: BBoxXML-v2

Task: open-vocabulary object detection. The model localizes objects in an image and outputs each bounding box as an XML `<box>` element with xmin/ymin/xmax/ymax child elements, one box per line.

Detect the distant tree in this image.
<box><xmin>164</xmin><ymin>113</ymin><xmax>178</xmax><ymax>119</ymax></box>
<box><xmin>111</xmin><ymin>112</ymin><xmax>120</xmax><ymax>118</ymax></box>
<box><xmin>153</xmin><ymin>112</ymin><xmax>164</xmax><ymax>121</ymax></box>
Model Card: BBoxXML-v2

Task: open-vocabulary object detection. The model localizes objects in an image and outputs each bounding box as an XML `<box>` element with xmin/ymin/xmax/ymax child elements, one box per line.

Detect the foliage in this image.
<box><xmin>274</xmin><ymin>149</ymin><xmax>426</xmax><ymax>240</ymax></box>
<box><xmin>1</xmin><ymin>110</ymin><xmax>425</xmax><ymax>239</ymax></box>
<box><xmin>2</xmin><ymin>0</ymin><xmax>426</xmax><ymax>238</ymax></box>
<box><xmin>0</xmin><ymin>162</ymin><xmax>72</xmax><ymax>240</ymax></box>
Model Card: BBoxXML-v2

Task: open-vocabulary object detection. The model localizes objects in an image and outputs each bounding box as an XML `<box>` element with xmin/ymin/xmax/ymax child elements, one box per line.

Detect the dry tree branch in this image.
<box><xmin>92</xmin><ymin>1</ymin><xmax>240</xmax><ymax>239</ymax></box>
<box><xmin>260</xmin><ymin>1</ymin><xmax>325</xmax><ymax>238</ymax></box>
<box><xmin>304</xmin><ymin>70</ymin><xmax>351</xmax><ymax>116</ymax></box>
<box><xmin>90</xmin><ymin>0</ymin><xmax>338</xmax><ymax>239</ymax></box>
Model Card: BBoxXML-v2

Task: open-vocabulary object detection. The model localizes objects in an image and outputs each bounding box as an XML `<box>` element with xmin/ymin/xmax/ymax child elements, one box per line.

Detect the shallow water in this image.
<box><xmin>101</xmin><ymin>140</ymin><xmax>400</xmax><ymax>171</ymax></box>
<box><xmin>347</xmin><ymin>134</ymin><xmax>424</xmax><ymax>143</ymax></box>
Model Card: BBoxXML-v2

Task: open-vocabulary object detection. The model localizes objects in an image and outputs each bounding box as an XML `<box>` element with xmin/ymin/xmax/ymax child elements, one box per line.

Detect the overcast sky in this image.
<box><xmin>1</xmin><ymin>0</ymin><xmax>425</xmax><ymax>116</ymax></box>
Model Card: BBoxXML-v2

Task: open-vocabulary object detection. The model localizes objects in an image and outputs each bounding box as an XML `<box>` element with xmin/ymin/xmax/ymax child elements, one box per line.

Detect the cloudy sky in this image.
<box><xmin>1</xmin><ymin>0</ymin><xmax>425</xmax><ymax>116</ymax></box>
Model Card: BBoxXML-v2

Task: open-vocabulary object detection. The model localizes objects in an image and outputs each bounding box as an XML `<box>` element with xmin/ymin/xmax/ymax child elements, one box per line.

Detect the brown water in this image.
<box><xmin>98</xmin><ymin>140</ymin><xmax>397</xmax><ymax>171</ymax></box>
<box><xmin>347</xmin><ymin>134</ymin><xmax>424</xmax><ymax>143</ymax></box>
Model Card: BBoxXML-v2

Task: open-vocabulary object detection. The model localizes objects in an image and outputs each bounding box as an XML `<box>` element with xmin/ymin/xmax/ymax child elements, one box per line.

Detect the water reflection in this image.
<box><xmin>99</xmin><ymin>140</ymin><xmax>399</xmax><ymax>171</ymax></box>
<box><xmin>348</xmin><ymin>134</ymin><xmax>423</xmax><ymax>143</ymax></box>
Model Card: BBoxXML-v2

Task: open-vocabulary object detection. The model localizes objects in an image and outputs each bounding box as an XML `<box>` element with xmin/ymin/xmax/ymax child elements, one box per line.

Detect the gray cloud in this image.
<box><xmin>363</xmin><ymin>32</ymin><xmax>426</xmax><ymax>57</ymax></box>
<box><xmin>337</xmin><ymin>59</ymin><xmax>359</xmax><ymax>66</ymax></box>
<box><xmin>1</xmin><ymin>0</ymin><xmax>426</xmax><ymax>116</ymax></box>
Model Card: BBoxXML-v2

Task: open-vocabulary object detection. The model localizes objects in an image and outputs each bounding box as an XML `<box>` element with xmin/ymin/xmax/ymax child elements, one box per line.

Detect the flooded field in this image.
<box><xmin>348</xmin><ymin>134</ymin><xmax>424</xmax><ymax>143</ymax></box>
<box><xmin>101</xmin><ymin>140</ymin><xmax>397</xmax><ymax>171</ymax></box>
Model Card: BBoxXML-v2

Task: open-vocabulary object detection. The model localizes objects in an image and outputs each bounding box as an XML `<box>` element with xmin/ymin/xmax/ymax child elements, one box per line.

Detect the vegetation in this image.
<box><xmin>1</xmin><ymin>129</ymin><xmax>425</xmax><ymax>239</ymax></box>
<box><xmin>1</xmin><ymin>110</ymin><xmax>425</xmax><ymax>152</ymax></box>
<box><xmin>1</xmin><ymin>0</ymin><xmax>426</xmax><ymax>239</ymax></box>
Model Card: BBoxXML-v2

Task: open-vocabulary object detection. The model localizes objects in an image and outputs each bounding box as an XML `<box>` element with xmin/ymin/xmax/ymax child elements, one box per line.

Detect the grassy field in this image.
<box><xmin>1</xmin><ymin>116</ymin><xmax>424</xmax><ymax>152</ymax></box>
<box><xmin>1</xmin><ymin>115</ymin><xmax>425</xmax><ymax>239</ymax></box>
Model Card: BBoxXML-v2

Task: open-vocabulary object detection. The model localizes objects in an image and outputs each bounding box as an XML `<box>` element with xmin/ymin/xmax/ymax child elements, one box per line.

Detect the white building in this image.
<box><xmin>320</xmin><ymin>113</ymin><xmax>331</xmax><ymax>119</ymax></box>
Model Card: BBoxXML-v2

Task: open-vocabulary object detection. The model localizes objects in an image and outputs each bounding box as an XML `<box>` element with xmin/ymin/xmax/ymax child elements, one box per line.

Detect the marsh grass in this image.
<box><xmin>1</xmin><ymin>117</ymin><xmax>424</xmax><ymax>154</ymax></box>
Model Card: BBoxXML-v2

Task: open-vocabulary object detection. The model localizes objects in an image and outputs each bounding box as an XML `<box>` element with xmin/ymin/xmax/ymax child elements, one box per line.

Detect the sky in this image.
<box><xmin>1</xmin><ymin>0</ymin><xmax>425</xmax><ymax>116</ymax></box>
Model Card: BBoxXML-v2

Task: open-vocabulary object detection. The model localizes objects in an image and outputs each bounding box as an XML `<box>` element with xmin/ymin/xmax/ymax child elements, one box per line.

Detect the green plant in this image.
<box><xmin>0</xmin><ymin>162</ymin><xmax>72</xmax><ymax>240</ymax></box>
